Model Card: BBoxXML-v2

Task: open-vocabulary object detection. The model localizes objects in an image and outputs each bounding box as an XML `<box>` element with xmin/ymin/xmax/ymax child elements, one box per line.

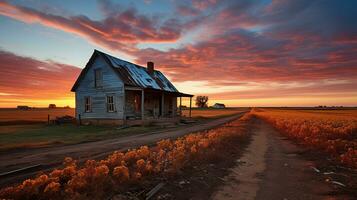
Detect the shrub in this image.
<box><xmin>0</xmin><ymin>113</ymin><xmax>251</xmax><ymax>199</ymax></box>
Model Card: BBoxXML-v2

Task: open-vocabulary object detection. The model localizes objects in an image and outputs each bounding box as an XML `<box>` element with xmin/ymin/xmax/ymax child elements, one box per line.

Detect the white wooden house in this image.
<box><xmin>71</xmin><ymin>50</ymin><xmax>193</xmax><ymax>125</ymax></box>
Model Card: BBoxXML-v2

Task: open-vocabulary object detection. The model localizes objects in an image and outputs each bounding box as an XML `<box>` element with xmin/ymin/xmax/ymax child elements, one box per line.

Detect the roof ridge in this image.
<box><xmin>95</xmin><ymin>49</ymin><xmax>156</xmax><ymax>71</ymax></box>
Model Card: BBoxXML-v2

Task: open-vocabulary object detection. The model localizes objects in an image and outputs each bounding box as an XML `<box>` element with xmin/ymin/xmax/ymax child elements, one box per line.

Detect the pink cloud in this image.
<box><xmin>0</xmin><ymin>50</ymin><xmax>80</xmax><ymax>100</ymax></box>
<box><xmin>0</xmin><ymin>1</ymin><xmax>182</xmax><ymax>53</ymax></box>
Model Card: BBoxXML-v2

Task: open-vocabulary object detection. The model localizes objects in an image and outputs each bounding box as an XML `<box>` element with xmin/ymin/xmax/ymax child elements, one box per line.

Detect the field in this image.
<box><xmin>0</xmin><ymin>108</ymin><xmax>74</xmax><ymax>123</ymax></box>
<box><xmin>181</xmin><ymin>108</ymin><xmax>246</xmax><ymax>118</ymax></box>
<box><xmin>0</xmin><ymin>108</ymin><xmax>245</xmax><ymax>151</ymax></box>
<box><xmin>252</xmin><ymin>108</ymin><xmax>357</xmax><ymax>168</ymax></box>
<box><xmin>0</xmin><ymin>108</ymin><xmax>245</xmax><ymax>123</ymax></box>
<box><xmin>0</xmin><ymin>125</ymin><xmax>159</xmax><ymax>151</ymax></box>
<box><xmin>0</xmin><ymin>113</ymin><xmax>252</xmax><ymax>200</ymax></box>
<box><xmin>2</xmin><ymin>108</ymin><xmax>357</xmax><ymax>199</ymax></box>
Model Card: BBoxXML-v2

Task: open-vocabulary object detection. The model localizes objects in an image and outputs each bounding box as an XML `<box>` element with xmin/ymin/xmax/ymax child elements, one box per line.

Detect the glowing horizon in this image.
<box><xmin>0</xmin><ymin>0</ymin><xmax>356</xmax><ymax>107</ymax></box>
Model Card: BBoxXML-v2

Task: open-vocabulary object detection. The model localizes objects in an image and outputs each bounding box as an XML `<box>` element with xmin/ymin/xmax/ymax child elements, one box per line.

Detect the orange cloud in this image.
<box><xmin>1</xmin><ymin>0</ymin><xmax>356</xmax><ymax>107</ymax></box>
<box><xmin>0</xmin><ymin>50</ymin><xmax>80</xmax><ymax>107</ymax></box>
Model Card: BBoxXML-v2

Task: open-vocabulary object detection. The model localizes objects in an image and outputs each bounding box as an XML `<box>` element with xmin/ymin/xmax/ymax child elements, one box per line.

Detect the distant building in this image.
<box><xmin>48</xmin><ymin>104</ymin><xmax>57</xmax><ymax>109</ymax></box>
<box><xmin>212</xmin><ymin>103</ymin><xmax>226</xmax><ymax>109</ymax></box>
<box><xmin>71</xmin><ymin>50</ymin><xmax>193</xmax><ymax>125</ymax></box>
<box><xmin>17</xmin><ymin>105</ymin><xmax>30</xmax><ymax>110</ymax></box>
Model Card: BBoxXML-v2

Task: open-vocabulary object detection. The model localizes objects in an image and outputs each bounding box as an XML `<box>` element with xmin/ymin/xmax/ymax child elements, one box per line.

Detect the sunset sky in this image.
<box><xmin>0</xmin><ymin>0</ymin><xmax>356</xmax><ymax>107</ymax></box>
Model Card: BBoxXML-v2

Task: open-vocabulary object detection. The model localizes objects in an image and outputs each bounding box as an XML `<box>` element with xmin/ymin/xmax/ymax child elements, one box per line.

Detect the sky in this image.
<box><xmin>0</xmin><ymin>0</ymin><xmax>356</xmax><ymax>108</ymax></box>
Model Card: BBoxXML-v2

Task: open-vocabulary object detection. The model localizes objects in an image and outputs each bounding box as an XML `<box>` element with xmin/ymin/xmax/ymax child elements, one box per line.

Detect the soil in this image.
<box><xmin>0</xmin><ymin>113</ymin><xmax>246</xmax><ymax>187</ymax></box>
<box><xmin>131</xmin><ymin>117</ymin><xmax>357</xmax><ymax>200</ymax></box>
<box><xmin>110</xmin><ymin>114</ymin><xmax>254</xmax><ymax>200</ymax></box>
<box><xmin>2</xmin><ymin>114</ymin><xmax>357</xmax><ymax>200</ymax></box>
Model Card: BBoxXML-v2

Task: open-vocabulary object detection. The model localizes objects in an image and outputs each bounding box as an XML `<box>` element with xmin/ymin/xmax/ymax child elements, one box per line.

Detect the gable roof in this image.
<box><xmin>71</xmin><ymin>50</ymin><xmax>192</xmax><ymax>96</ymax></box>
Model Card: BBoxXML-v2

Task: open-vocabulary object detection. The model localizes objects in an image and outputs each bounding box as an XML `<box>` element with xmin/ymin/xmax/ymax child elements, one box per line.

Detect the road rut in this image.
<box><xmin>212</xmin><ymin>117</ymin><xmax>338</xmax><ymax>200</ymax></box>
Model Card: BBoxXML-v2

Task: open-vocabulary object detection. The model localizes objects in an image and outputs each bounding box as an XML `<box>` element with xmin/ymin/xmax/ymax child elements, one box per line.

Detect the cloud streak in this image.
<box><xmin>0</xmin><ymin>0</ymin><xmax>183</xmax><ymax>53</ymax></box>
<box><xmin>0</xmin><ymin>0</ymin><xmax>356</xmax><ymax>106</ymax></box>
<box><xmin>0</xmin><ymin>50</ymin><xmax>81</xmax><ymax>107</ymax></box>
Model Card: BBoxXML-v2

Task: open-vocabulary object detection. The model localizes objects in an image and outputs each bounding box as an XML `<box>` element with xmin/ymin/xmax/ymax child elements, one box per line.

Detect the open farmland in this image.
<box><xmin>0</xmin><ymin>108</ymin><xmax>247</xmax><ymax>151</ymax></box>
<box><xmin>0</xmin><ymin>114</ymin><xmax>247</xmax><ymax>199</ymax></box>
<box><xmin>0</xmin><ymin>114</ymin><xmax>251</xmax><ymax>199</ymax></box>
<box><xmin>252</xmin><ymin>108</ymin><xmax>357</xmax><ymax>168</ymax></box>
<box><xmin>182</xmin><ymin>108</ymin><xmax>247</xmax><ymax>118</ymax></box>
<box><xmin>0</xmin><ymin>108</ymin><xmax>245</xmax><ymax>124</ymax></box>
<box><xmin>1</xmin><ymin>109</ymin><xmax>357</xmax><ymax>199</ymax></box>
<box><xmin>0</xmin><ymin>108</ymin><xmax>75</xmax><ymax>124</ymax></box>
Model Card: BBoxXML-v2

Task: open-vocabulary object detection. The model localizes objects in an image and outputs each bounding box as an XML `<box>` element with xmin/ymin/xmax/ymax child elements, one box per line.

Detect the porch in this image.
<box><xmin>124</xmin><ymin>87</ymin><xmax>193</xmax><ymax>120</ymax></box>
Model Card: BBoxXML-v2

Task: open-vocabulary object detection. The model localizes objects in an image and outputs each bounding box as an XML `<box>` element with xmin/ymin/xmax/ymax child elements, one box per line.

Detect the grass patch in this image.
<box><xmin>0</xmin><ymin>124</ymin><xmax>159</xmax><ymax>151</ymax></box>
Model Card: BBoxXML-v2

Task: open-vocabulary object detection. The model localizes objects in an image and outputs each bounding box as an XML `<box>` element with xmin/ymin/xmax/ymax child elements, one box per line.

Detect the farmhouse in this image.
<box><xmin>71</xmin><ymin>50</ymin><xmax>193</xmax><ymax>125</ymax></box>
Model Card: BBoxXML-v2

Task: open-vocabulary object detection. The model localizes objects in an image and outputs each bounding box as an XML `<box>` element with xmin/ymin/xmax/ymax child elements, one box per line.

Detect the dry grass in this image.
<box><xmin>0</xmin><ymin>108</ymin><xmax>74</xmax><ymax>122</ymax></box>
<box><xmin>0</xmin><ymin>108</ymin><xmax>247</xmax><ymax>151</ymax></box>
<box><xmin>0</xmin><ymin>108</ymin><xmax>246</xmax><ymax>123</ymax></box>
<box><xmin>182</xmin><ymin>108</ymin><xmax>247</xmax><ymax>118</ymax></box>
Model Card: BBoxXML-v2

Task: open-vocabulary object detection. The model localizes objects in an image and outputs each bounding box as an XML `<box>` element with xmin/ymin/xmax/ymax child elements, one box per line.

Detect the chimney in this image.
<box><xmin>147</xmin><ymin>61</ymin><xmax>154</xmax><ymax>75</ymax></box>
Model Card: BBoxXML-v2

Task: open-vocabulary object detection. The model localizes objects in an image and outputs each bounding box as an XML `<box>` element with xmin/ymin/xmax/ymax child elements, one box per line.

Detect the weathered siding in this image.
<box><xmin>124</xmin><ymin>90</ymin><xmax>141</xmax><ymax>119</ymax></box>
<box><xmin>143</xmin><ymin>92</ymin><xmax>161</xmax><ymax>118</ymax></box>
<box><xmin>163</xmin><ymin>95</ymin><xmax>177</xmax><ymax>117</ymax></box>
<box><xmin>75</xmin><ymin>55</ymin><xmax>124</xmax><ymax>119</ymax></box>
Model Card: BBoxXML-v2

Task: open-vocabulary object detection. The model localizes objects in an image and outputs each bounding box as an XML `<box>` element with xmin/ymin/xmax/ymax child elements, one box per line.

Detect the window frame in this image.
<box><xmin>94</xmin><ymin>69</ymin><xmax>103</xmax><ymax>88</ymax></box>
<box><xmin>84</xmin><ymin>96</ymin><xmax>92</xmax><ymax>112</ymax></box>
<box><xmin>106</xmin><ymin>95</ymin><xmax>115</xmax><ymax>112</ymax></box>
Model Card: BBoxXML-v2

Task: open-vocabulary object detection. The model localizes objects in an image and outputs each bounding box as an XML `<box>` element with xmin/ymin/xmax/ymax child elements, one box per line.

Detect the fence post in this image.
<box><xmin>47</xmin><ymin>114</ymin><xmax>50</xmax><ymax>125</ymax></box>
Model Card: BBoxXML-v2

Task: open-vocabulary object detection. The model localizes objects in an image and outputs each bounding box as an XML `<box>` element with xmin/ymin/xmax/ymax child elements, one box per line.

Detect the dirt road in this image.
<box><xmin>212</xmin><ymin>117</ymin><xmax>344</xmax><ymax>200</ymax></box>
<box><xmin>0</xmin><ymin>113</ymin><xmax>246</xmax><ymax>186</ymax></box>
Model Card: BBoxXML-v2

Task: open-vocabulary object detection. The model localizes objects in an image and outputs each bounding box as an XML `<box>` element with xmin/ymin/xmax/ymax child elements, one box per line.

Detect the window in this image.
<box><xmin>85</xmin><ymin>97</ymin><xmax>91</xmax><ymax>112</ymax></box>
<box><xmin>94</xmin><ymin>69</ymin><xmax>103</xmax><ymax>88</ymax></box>
<box><xmin>107</xmin><ymin>96</ymin><xmax>115</xmax><ymax>112</ymax></box>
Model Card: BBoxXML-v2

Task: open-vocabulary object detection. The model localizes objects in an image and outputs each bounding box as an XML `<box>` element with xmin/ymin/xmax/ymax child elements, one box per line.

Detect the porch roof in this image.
<box><xmin>125</xmin><ymin>86</ymin><xmax>193</xmax><ymax>97</ymax></box>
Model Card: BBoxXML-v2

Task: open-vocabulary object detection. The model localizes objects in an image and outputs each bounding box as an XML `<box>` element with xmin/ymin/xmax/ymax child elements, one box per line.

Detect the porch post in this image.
<box><xmin>161</xmin><ymin>93</ymin><xmax>164</xmax><ymax>117</ymax></box>
<box><xmin>179</xmin><ymin>96</ymin><xmax>182</xmax><ymax>116</ymax></box>
<box><xmin>123</xmin><ymin>89</ymin><xmax>126</xmax><ymax>125</ymax></box>
<box><xmin>172</xmin><ymin>97</ymin><xmax>175</xmax><ymax>118</ymax></box>
<box><xmin>141</xmin><ymin>89</ymin><xmax>145</xmax><ymax>120</ymax></box>
<box><xmin>189</xmin><ymin>96</ymin><xmax>192</xmax><ymax>118</ymax></box>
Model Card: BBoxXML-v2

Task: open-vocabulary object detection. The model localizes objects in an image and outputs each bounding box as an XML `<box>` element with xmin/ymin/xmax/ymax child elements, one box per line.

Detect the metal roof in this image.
<box><xmin>99</xmin><ymin>51</ymin><xmax>179</xmax><ymax>93</ymax></box>
<box><xmin>72</xmin><ymin>50</ymin><xmax>193</xmax><ymax>97</ymax></box>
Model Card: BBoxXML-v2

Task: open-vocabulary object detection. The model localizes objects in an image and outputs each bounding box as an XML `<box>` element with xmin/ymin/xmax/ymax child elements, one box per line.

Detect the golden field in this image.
<box><xmin>0</xmin><ymin>108</ymin><xmax>75</xmax><ymax>122</ymax></box>
<box><xmin>181</xmin><ymin>108</ymin><xmax>246</xmax><ymax>118</ymax></box>
<box><xmin>252</xmin><ymin>108</ymin><xmax>357</xmax><ymax>168</ymax></box>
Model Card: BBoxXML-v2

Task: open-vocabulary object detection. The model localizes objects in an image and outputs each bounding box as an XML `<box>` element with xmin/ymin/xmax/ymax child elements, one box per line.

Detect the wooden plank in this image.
<box><xmin>161</xmin><ymin>93</ymin><xmax>164</xmax><ymax>117</ymax></box>
<box><xmin>125</xmin><ymin>86</ymin><xmax>142</xmax><ymax>91</ymax></box>
<box><xmin>171</xmin><ymin>97</ymin><xmax>175</xmax><ymax>117</ymax></box>
<box><xmin>141</xmin><ymin>90</ymin><xmax>145</xmax><ymax>120</ymax></box>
